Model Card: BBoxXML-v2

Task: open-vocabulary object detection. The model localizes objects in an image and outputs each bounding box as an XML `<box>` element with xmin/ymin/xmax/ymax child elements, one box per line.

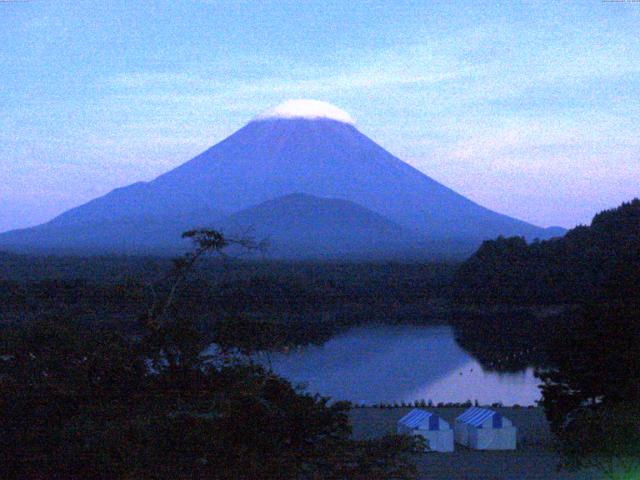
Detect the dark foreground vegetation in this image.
<box><xmin>534</xmin><ymin>297</ymin><xmax>640</xmax><ymax>478</ymax></box>
<box><xmin>0</xmin><ymin>230</ymin><xmax>420</xmax><ymax>479</ymax></box>
<box><xmin>453</xmin><ymin>200</ymin><xmax>640</xmax><ymax>478</ymax></box>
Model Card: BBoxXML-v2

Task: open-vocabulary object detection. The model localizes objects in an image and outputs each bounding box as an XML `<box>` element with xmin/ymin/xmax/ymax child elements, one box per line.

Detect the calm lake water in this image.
<box><xmin>255</xmin><ymin>325</ymin><xmax>541</xmax><ymax>406</ymax></box>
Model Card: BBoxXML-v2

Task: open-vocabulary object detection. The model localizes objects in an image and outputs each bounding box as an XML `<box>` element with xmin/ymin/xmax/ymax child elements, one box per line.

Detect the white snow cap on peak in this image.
<box><xmin>255</xmin><ymin>99</ymin><xmax>355</xmax><ymax>124</ymax></box>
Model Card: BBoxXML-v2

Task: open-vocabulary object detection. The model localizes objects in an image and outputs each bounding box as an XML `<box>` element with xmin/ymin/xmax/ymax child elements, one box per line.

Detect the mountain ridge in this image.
<box><xmin>0</xmin><ymin>102</ymin><xmax>565</xmax><ymax>257</ymax></box>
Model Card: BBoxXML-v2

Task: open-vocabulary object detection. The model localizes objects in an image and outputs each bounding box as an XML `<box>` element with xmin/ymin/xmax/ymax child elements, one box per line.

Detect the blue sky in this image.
<box><xmin>1</xmin><ymin>0</ymin><xmax>638</xmax><ymax>232</ymax></box>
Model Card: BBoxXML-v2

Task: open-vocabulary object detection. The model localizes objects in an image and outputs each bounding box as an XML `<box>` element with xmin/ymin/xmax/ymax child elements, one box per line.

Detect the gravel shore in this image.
<box><xmin>349</xmin><ymin>407</ymin><xmax>600</xmax><ymax>479</ymax></box>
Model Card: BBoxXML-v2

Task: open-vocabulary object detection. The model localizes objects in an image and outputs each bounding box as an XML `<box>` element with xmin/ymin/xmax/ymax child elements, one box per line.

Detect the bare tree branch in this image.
<box><xmin>142</xmin><ymin>228</ymin><xmax>264</xmax><ymax>335</ymax></box>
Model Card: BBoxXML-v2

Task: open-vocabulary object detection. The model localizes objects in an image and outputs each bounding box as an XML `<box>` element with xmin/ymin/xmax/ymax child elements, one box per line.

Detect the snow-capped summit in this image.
<box><xmin>254</xmin><ymin>99</ymin><xmax>355</xmax><ymax>124</ymax></box>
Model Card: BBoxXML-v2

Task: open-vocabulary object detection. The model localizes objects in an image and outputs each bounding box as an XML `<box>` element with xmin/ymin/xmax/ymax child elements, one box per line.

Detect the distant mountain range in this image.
<box><xmin>0</xmin><ymin>100</ymin><xmax>564</xmax><ymax>259</ymax></box>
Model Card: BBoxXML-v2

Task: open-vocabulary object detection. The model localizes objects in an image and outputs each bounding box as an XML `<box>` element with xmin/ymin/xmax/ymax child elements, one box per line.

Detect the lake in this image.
<box><xmin>255</xmin><ymin>325</ymin><xmax>541</xmax><ymax>406</ymax></box>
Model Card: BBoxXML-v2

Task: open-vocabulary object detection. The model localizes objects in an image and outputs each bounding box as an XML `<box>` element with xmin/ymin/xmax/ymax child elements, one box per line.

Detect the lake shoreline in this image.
<box><xmin>259</xmin><ymin>324</ymin><xmax>543</xmax><ymax>407</ymax></box>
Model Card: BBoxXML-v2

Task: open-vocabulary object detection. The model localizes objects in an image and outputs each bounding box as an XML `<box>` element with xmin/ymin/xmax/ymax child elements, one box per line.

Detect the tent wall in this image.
<box><xmin>397</xmin><ymin>410</ymin><xmax>454</xmax><ymax>453</ymax></box>
<box><xmin>413</xmin><ymin>429</ymin><xmax>454</xmax><ymax>453</ymax></box>
<box><xmin>455</xmin><ymin>407</ymin><xmax>517</xmax><ymax>450</ymax></box>
<box><xmin>454</xmin><ymin>422</ymin><xmax>470</xmax><ymax>447</ymax></box>
<box><xmin>468</xmin><ymin>426</ymin><xmax>517</xmax><ymax>450</ymax></box>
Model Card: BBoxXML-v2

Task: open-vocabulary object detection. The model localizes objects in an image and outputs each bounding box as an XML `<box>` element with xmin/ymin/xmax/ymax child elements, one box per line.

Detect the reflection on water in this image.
<box><xmin>256</xmin><ymin>325</ymin><xmax>541</xmax><ymax>406</ymax></box>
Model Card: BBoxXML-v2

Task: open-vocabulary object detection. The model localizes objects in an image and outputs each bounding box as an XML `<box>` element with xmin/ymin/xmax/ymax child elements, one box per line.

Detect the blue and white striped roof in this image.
<box><xmin>398</xmin><ymin>409</ymin><xmax>439</xmax><ymax>430</ymax></box>
<box><xmin>456</xmin><ymin>407</ymin><xmax>500</xmax><ymax>427</ymax></box>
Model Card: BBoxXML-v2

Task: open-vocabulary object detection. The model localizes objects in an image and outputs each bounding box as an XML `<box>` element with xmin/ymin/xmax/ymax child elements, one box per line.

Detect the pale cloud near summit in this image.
<box><xmin>255</xmin><ymin>99</ymin><xmax>355</xmax><ymax>124</ymax></box>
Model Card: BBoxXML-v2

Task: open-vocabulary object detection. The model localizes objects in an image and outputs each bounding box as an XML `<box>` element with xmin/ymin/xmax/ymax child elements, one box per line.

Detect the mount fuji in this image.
<box><xmin>0</xmin><ymin>100</ymin><xmax>563</xmax><ymax>258</ymax></box>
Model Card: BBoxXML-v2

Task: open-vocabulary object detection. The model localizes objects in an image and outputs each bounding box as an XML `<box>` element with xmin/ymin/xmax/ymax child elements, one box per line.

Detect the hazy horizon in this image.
<box><xmin>2</xmin><ymin>0</ymin><xmax>639</xmax><ymax>233</ymax></box>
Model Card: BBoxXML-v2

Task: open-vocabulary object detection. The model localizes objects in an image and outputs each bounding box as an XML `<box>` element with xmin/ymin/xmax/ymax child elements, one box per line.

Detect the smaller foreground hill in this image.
<box><xmin>221</xmin><ymin>193</ymin><xmax>420</xmax><ymax>259</ymax></box>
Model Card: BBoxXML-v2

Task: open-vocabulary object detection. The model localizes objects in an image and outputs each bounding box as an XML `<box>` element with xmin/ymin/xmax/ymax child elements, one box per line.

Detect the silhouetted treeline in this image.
<box><xmin>0</xmin><ymin>259</ymin><xmax>456</xmax><ymax>347</ymax></box>
<box><xmin>452</xmin><ymin>199</ymin><xmax>640</xmax><ymax>305</ymax></box>
<box><xmin>450</xmin><ymin>309</ymin><xmax>560</xmax><ymax>372</ymax></box>
<box><xmin>447</xmin><ymin>199</ymin><xmax>640</xmax><ymax>373</ymax></box>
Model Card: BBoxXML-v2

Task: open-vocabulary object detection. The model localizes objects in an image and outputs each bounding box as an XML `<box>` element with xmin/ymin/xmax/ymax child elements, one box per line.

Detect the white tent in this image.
<box><xmin>454</xmin><ymin>407</ymin><xmax>516</xmax><ymax>450</ymax></box>
<box><xmin>397</xmin><ymin>409</ymin><xmax>454</xmax><ymax>452</ymax></box>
